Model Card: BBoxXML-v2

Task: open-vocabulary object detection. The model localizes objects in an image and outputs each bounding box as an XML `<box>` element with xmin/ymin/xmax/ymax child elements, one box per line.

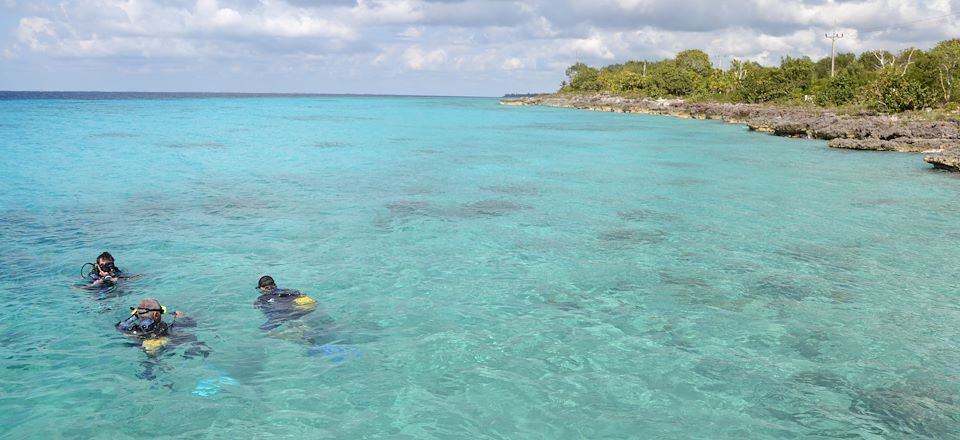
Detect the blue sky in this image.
<box><xmin>1</xmin><ymin>0</ymin><xmax>958</xmax><ymax>96</ymax></box>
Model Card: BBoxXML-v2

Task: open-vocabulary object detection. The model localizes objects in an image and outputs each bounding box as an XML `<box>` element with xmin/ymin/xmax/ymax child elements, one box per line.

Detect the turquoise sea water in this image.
<box><xmin>1</xmin><ymin>94</ymin><xmax>959</xmax><ymax>439</ymax></box>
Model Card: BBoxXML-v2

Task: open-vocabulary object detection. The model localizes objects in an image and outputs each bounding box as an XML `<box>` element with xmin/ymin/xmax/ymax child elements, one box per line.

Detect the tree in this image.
<box><xmin>780</xmin><ymin>56</ymin><xmax>817</xmax><ymax>96</ymax></box>
<box><xmin>815</xmin><ymin>75</ymin><xmax>858</xmax><ymax>106</ymax></box>
<box><xmin>737</xmin><ymin>67</ymin><xmax>791</xmax><ymax>103</ymax></box>
<box><xmin>565</xmin><ymin>62</ymin><xmax>591</xmax><ymax>81</ymax></box>
<box><xmin>552</xmin><ymin>39</ymin><xmax>959</xmax><ymax>111</ymax></box>
<box><xmin>675</xmin><ymin>49</ymin><xmax>713</xmax><ymax>77</ymax></box>
<box><xmin>649</xmin><ymin>63</ymin><xmax>700</xmax><ymax>97</ymax></box>
<box><xmin>928</xmin><ymin>39</ymin><xmax>960</xmax><ymax>103</ymax></box>
<box><xmin>564</xmin><ymin>63</ymin><xmax>604</xmax><ymax>92</ymax></box>
<box><xmin>894</xmin><ymin>47</ymin><xmax>921</xmax><ymax>77</ymax></box>
<box><xmin>703</xmin><ymin>68</ymin><xmax>735</xmax><ymax>97</ymax></box>
<box><xmin>602</xmin><ymin>69</ymin><xmax>646</xmax><ymax>94</ymax></box>
<box><xmin>866</xmin><ymin>72</ymin><xmax>934</xmax><ymax>112</ymax></box>
<box><xmin>815</xmin><ymin>53</ymin><xmax>856</xmax><ymax>79</ymax></box>
<box><xmin>858</xmin><ymin>50</ymin><xmax>895</xmax><ymax>71</ymax></box>
<box><xmin>728</xmin><ymin>59</ymin><xmax>758</xmax><ymax>82</ymax></box>
<box><xmin>622</xmin><ymin>60</ymin><xmax>650</xmax><ymax>77</ymax></box>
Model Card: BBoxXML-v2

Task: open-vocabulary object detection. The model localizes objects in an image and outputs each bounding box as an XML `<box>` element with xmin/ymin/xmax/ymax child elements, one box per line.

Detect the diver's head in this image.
<box><xmin>96</xmin><ymin>251</ymin><xmax>116</xmax><ymax>273</ymax></box>
<box><xmin>257</xmin><ymin>275</ymin><xmax>276</xmax><ymax>293</ymax></box>
<box><xmin>97</xmin><ymin>251</ymin><xmax>114</xmax><ymax>265</ymax></box>
<box><xmin>131</xmin><ymin>298</ymin><xmax>166</xmax><ymax>323</ymax></box>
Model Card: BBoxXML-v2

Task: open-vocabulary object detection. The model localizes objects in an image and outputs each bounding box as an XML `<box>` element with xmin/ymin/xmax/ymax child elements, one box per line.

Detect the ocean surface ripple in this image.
<box><xmin>1</xmin><ymin>94</ymin><xmax>959</xmax><ymax>439</ymax></box>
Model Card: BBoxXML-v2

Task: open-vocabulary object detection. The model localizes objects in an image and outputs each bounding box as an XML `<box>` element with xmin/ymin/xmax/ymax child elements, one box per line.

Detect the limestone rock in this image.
<box><xmin>924</xmin><ymin>148</ymin><xmax>960</xmax><ymax>172</ymax></box>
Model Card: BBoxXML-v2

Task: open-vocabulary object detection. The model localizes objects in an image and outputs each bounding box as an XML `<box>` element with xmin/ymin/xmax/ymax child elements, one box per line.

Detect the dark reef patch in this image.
<box><xmin>616</xmin><ymin>208</ymin><xmax>675</xmax><ymax>223</ymax></box>
<box><xmin>385</xmin><ymin>200</ymin><xmax>433</xmax><ymax>216</ymax></box>
<box><xmin>791</xmin><ymin>371</ymin><xmax>960</xmax><ymax>438</ymax></box>
<box><xmin>480</xmin><ymin>184</ymin><xmax>540</xmax><ymax>196</ymax></box>
<box><xmin>314</xmin><ymin>141</ymin><xmax>350</xmax><ymax>148</ymax></box>
<box><xmin>91</xmin><ymin>132</ymin><xmax>136</xmax><ymax>138</ymax></box>
<box><xmin>170</xmin><ymin>142</ymin><xmax>225</xmax><ymax>149</ymax></box>
<box><xmin>750</xmin><ymin>275</ymin><xmax>821</xmax><ymax>301</ymax></box>
<box><xmin>459</xmin><ymin>200</ymin><xmax>529</xmax><ymax>217</ymax></box>
<box><xmin>600</xmin><ymin>228</ymin><xmax>667</xmax><ymax>245</ymax></box>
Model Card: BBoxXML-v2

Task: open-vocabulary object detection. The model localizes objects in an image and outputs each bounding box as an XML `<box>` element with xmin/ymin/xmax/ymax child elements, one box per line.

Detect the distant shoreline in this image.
<box><xmin>501</xmin><ymin>94</ymin><xmax>960</xmax><ymax>174</ymax></box>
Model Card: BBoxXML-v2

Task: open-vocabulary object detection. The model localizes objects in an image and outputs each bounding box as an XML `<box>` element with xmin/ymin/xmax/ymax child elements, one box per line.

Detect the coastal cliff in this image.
<box><xmin>502</xmin><ymin>95</ymin><xmax>960</xmax><ymax>173</ymax></box>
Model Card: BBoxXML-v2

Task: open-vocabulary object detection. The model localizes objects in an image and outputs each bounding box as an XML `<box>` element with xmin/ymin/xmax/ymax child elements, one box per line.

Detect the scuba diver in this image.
<box><xmin>84</xmin><ymin>251</ymin><xmax>123</xmax><ymax>288</ymax></box>
<box><xmin>116</xmin><ymin>298</ymin><xmax>212</xmax><ymax>379</ymax></box>
<box><xmin>254</xmin><ymin>275</ymin><xmax>318</xmax><ymax>331</ymax></box>
<box><xmin>254</xmin><ymin>275</ymin><xmax>361</xmax><ymax>362</ymax></box>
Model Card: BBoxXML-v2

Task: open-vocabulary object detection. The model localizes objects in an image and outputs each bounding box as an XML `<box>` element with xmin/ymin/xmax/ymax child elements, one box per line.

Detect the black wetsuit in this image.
<box><xmin>116</xmin><ymin>316</ymin><xmax>170</xmax><ymax>339</ymax></box>
<box><xmin>88</xmin><ymin>265</ymin><xmax>122</xmax><ymax>285</ymax></box>
<box><xmin>116</xmin><ymin>315</ymin><xmax>211</xmax><ymax>380</ymax></box>
<box><xmin>254</xmin><ymin>288</ymin><xmax>314</xmax><ymax>331</ymax></box>
<box><xmin>116</xmin><ymin>316</ymin><xmax>209</xmax><ymax>358</ymax></box>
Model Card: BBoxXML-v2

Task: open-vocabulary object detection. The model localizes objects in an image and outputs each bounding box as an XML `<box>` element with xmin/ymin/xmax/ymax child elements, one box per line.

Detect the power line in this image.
<box><xmin>858</xmin><ymin>11</ymin><xmax>960</xmax><ymax>33</ymax></box>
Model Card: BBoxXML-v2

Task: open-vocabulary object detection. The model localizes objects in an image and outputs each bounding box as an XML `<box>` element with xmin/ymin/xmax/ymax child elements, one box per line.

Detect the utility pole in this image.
<box><xmin>825</xmin><ymin>31</ymin><xmax>844</xmax><ymax>77</ymax></box>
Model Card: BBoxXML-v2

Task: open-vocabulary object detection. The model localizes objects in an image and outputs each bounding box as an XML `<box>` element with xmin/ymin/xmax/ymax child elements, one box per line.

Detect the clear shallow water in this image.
<box><xmin>1</xmin><ymin>94</ymin><xmax>959</xmax><ymax>439</ymax></box>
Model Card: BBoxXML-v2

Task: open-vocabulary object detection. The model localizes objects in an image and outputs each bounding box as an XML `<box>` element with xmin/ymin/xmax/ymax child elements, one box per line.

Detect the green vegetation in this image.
<box><xmin>559</xmin><ymin>39</ymin><xmax>960</xmax><ymax>113</ymax></box>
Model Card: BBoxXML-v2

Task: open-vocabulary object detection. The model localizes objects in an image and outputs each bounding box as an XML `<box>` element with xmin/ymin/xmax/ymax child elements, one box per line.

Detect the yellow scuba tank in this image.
<box><xmin>142</xmin><ymin>337</ymin><xmax>170</xmax><ymax>352</ymax></box>
<box><xmin>293</xmin><ymin>294</ymin><xmax>317</xmax><ymax>311</ymax></box>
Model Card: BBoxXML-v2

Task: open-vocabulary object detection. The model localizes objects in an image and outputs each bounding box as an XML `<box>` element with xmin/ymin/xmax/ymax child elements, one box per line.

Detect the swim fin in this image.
<box><xmin>193</xmin><ymin>367</ymin><xmax>238</xmax><ymax>397</ymax></box>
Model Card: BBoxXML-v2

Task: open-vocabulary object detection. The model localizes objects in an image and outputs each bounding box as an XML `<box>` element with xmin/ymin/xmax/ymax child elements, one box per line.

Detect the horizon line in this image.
<box><xmin>0</xmin><ymin>90</ymin><xmax>510</xmax><ymax>99</ymax></box>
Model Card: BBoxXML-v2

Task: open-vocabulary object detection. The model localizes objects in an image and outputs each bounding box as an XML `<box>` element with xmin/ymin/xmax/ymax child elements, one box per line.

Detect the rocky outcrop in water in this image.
<box><xmin>502</xmin><ymin>95</ymin><xmax>960</xmax><ymax>173</ymax></box>
<box><xmin>924</xmin><ymin>148</ymin><xmax>960</xmax><ymax>172</ymax></box>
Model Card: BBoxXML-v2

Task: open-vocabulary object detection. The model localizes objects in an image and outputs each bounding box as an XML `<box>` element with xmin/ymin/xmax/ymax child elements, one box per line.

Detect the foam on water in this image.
<box><xmin>1</xmin><ymin>94</ymin><xmax>959</xmax><ymax>439</ymax></box>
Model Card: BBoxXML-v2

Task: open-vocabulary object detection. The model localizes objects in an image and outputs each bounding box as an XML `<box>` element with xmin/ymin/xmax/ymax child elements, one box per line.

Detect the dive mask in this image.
<box><xmin>130</xmin><ymin>306</ymin><xmax>167</xmax><ymax>315</ymax></box>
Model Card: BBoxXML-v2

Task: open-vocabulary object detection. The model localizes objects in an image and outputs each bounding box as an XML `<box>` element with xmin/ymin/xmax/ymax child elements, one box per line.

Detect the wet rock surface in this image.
<box><xmin>924</xmin><ymin>147</ymin><xmax>960</xmax><ymax>172</ymax></box>
<box><xmin>503</xmin><ymin>95</ymin><xmax>960</xmax><ymax>173</ymax></box>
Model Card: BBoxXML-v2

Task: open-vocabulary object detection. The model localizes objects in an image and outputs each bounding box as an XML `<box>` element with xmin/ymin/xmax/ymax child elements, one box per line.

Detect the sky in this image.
<box><xmin>1</xmin><ymin>0</ymin><xmax>958</xmax><ymax>96</ymax></box>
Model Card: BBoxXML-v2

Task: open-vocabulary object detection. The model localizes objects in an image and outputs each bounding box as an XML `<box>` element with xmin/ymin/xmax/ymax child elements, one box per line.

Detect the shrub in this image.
<box><xmin>867</xmin><ymin>74</ymin><xmax>934</xmax><ymax>113</ymax></box>
<box><xmin>815</xmin><ymin>75</ymin><xmax>858</xmax><ymax>106</ymax></box>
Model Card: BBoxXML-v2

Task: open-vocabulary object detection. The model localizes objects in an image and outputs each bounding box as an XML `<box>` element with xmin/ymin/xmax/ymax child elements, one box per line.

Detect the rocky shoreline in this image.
<box><xmin>501</xmin><ymin>95</ymin><xmax>960</xmax><ymax>173</ymax></box>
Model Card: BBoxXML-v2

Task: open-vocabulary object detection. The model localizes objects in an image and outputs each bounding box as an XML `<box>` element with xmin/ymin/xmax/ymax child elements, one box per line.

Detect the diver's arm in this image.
<box><xmin>168</xmin><ymin>310</ymin><xmax>186</xmax><ymax>326</ymax></box>
<box><xmin>173</xmin><ymin>315</ymin><xmax>198</xmax><ymax>328</ymax></box>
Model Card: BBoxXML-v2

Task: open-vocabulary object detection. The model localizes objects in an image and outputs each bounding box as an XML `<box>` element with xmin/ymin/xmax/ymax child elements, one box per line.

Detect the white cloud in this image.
<box><xmin>399</xmin><ymin>26</ymin><xmax>423</xmax><ymax>39</ymax></box>
<box><xmin>16</xmin><ymin>17</ymin><xmax>55</xmax><ymax>51</ymax></box>
<box><xmin>562</xmin><ymin>34</ymin><xmax>616</xmax><ymax>59</ymax></box>
<box><xmin>501</xmin><ymin>57</ymin><xmax>525</xmax><ymax>70</ymax></box>
<box><xmin>403</xmin><ymin>44</ymin><xmax>447</xmax><ymax>69</ymax></box>
<box><xmin>352</xmin><ymin>0</ymin><xmax>422</xmax><ymax>25</ymax></box>
<box><xmin>2</xmin><ymin>0</ymin><xmax>959</xmax><ymax>95</ymax></box>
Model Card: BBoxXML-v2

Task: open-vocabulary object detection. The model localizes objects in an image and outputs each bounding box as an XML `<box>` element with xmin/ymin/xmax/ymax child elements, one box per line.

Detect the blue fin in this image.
<box><xmin>193</xmin><ymin>368</ymin><xmax>238</xmax><ymax>397</ymax></box>
<box><xmin>306</xmin><ymin>344</ymin><xmax>362</xmax><ymax>363</ymax></box>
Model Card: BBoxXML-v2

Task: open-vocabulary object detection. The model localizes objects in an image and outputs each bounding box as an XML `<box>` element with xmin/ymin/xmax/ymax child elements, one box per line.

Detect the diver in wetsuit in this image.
<box><xmin>254</xmin><ymin>276</ymin><xmax>362</xmax><ymax>361</ymax></box>
<box><xmin>253</xmin><ymin>275</ymin><xmax>318</xmax><ymax>331</ymax></box>
<box><xmin>116</xmin><ymin>298</ymin><xmax>211</xmax><ymax>379</ymax></box>
<box><xmin>86</xmin><ymin>251</ymin><xmax>123</xmax><ymax>288</ymax></box>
